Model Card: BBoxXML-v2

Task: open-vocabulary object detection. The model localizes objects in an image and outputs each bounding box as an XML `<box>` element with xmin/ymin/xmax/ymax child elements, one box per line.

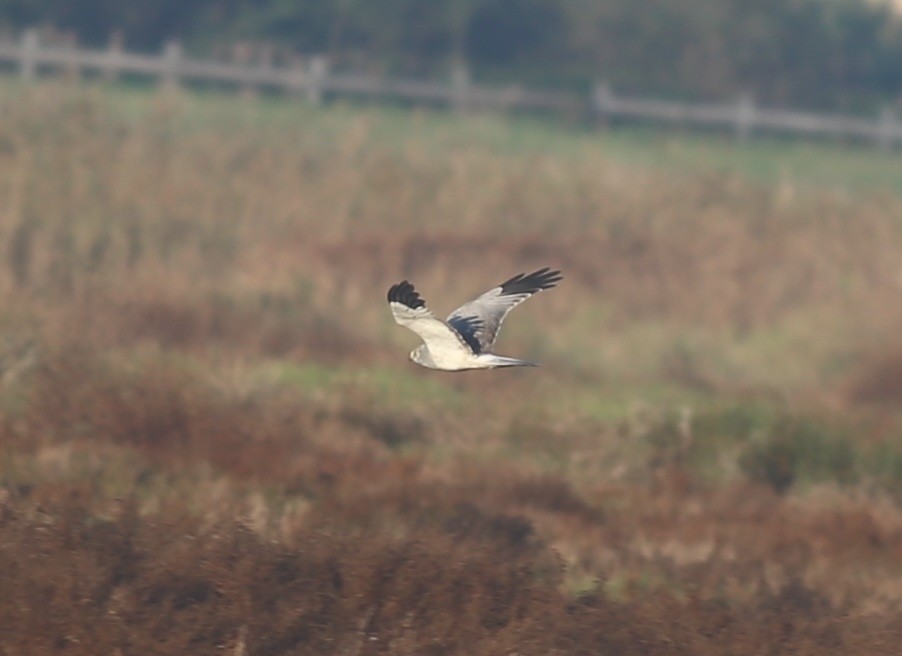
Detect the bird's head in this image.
<box><xmin>409</xmin><ymin>345</ymin><xmax>434</xmax><ymax>368</ymax></box>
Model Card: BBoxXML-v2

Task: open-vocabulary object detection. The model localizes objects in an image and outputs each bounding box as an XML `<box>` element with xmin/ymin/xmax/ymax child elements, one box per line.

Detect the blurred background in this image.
<box><xmin>1</xmin><ymin>2</ymin><xmax>902</xmax><ymax>654</ymax></box>
<box><xmin>2</xmin><ymin>0</ymin><xmax>902</xmax><ymax>109</ymax></box>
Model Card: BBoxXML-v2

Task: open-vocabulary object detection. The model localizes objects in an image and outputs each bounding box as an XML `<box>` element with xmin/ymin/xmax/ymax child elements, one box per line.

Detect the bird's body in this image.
<box><xmin>408</xmin><ymin>343</ymin><xmax>535</xmax><ymax>371</ymax></box>
<box><xmin>387</xmin><ymin>267</ymin><xmax>562</xmax><ymax>371</ymax></box>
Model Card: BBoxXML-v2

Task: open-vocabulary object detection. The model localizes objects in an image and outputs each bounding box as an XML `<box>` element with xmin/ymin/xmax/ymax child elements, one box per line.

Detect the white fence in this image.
<box><xmin>1</xmin><ymin>28</ymin><xmax>900</xmax><ymax>150</ymax></box>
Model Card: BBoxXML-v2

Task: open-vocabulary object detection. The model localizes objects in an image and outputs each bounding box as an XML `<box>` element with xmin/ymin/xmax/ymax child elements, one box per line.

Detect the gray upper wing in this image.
<box><xmin>446</xmin><ymin>267</ymin><xmax>562</xmax><ymax>353</ymax></box>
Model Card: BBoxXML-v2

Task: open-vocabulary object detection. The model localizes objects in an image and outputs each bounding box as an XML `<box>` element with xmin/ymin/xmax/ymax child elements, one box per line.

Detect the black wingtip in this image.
<box><xmin>387</xmin><ymin>280</ymin><xmax>426</xmax><ymax>309</ymax></box>
<box><xmin>499</xmin><ymin>267</ymin><xmax>563</xmax><ymax>296</ymax></box>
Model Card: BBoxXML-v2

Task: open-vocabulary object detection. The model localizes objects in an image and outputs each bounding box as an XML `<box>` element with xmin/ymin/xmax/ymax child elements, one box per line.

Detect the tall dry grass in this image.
<box><xmin>3</xmin><ymin>343</ymin><xmax>902</xmax><ymax>653</ymax></box>
<box><xmin>2</xmin><ymin>85</ymin><xmax>901</xmax><ymax>396</ymax></box>
<box><xmin>1</xmin><ymin>83</ymin><xmax>902</xmax><ymax>653</ymax></box>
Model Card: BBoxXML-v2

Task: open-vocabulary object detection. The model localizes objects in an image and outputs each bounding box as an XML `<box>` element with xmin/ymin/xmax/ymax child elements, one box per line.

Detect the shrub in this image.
<box><xmin>740</xmin><ymin>416</ymin><xmax>857</xmax><ymax>493</ymax></box>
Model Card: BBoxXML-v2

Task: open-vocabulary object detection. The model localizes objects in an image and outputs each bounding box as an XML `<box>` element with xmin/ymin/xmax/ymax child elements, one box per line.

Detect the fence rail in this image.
<box><xmin>1</xmin><ymin>29</ymin><xmax>900</xmax><ymax>150</ymax></box>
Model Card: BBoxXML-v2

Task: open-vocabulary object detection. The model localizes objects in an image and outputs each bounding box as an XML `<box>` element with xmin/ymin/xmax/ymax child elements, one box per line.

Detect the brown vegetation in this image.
<box><xmin>1</xmin><ymin>84</ymin><xmax>902</xmax><ymax>653</ymax></box>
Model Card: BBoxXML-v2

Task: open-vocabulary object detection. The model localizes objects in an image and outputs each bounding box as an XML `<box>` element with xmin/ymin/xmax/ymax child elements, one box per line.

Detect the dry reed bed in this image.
<box><xmin>2</xmin><ymin>86</ymin><xmax>901</xmax><ymax>393</ymax></box>
<box><xmin>2</xmin><ymin>344</ymin><xmax>900</xmax><ymax>650</ymax></box>
<box><xmin>1</xmin><ymin>85</ymin><xmax>902</xmax><ymax>653</ymax></box>
<box><xmin>5</xmin><ymin>492</ymin><xmax>898</xmax><ymax>655</ymax></box>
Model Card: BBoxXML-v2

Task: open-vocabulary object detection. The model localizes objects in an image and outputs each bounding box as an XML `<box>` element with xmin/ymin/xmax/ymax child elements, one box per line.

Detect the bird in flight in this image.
<box><xmin>387</xmin><ymin>267</ymin><xmax>562</xmax><ymax>371</ymax></box>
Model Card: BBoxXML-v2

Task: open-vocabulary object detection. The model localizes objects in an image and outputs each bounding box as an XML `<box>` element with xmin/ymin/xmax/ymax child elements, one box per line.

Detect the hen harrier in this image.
<box><xmin>387</xmin><ymin>267</ymin><xmax>562</xmax><ymax>371</ymax></box>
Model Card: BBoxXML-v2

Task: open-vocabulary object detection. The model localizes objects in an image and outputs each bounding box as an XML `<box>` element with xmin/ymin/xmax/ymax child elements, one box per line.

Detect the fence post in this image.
<box><xmin>230</xmin><ymin>42</ymin><xmax>255</xmax><ymax>97</ymax></box>
<box><xmin>285</xmin><ymin>54</ymin><xmax>305</xmax><ymax>96</ymax></box>
<box><xmin>102</xmin><ymin>30</ymin><xmax>124</xmax><ymax>83</ymax></box>
<box><xmin>60</xmin><ymin>31</ymin><xmax>81</xmax><ymax>81</ymax></box>
<box><xmin>252</xmin><ymin>43</ymin><xmax>275</xmax><ymax>98</ymax></box>
<box><xmin>161</xmin><ymin>40</ymin><xmax>182</xmax><ymax>89</ymax></box>
<box><xmin>734</xmin><ymin>92</ymin><xmax>755</xmax><ymax>142</ymax></box>
<box><xmin>591</xmin><ymin>80</ymin><xmax>613</xmax><ymax>128</ymax></box>
<box><xmin>451</xmin><ymin>60</ymin><xmax>471</xmax><ymax>113</ymax></box>
<box><xmin>306</xmin><ymin>56</ymin><xmax>328</xmax><ymax>104</ymax></box>
<box><xmin>876</xmin><ymin>106</ymin><xmax>898</xmax><ymax>151</ymax></box>
<box><xmin>20</xmin><ymin>29</ymin><xmax>38</xmax><ymax>81</ymax></box>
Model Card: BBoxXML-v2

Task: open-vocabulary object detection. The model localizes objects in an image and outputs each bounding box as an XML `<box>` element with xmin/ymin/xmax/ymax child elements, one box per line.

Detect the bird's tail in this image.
<box><xmin>480</xmin><ymin>354</ymin><xmax>538</xmax><ymax>368</ymax></box>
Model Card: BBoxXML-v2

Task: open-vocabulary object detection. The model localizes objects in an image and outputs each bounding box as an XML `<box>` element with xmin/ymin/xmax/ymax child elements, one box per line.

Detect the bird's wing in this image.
<box><xmin>387</xmin><ymin>280</ymin><xmax>475</xmax><ymax>353</ymax></box>
<box><xmin>446</xmin><ymin>267</ymin><xmax>562</xmax><ymax>353</ymax></box>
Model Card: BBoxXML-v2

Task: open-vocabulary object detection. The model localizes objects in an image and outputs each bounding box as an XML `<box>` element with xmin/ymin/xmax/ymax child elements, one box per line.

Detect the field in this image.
<box><xmin>1</xmin><ymin>81</ymin><xmax>902</xmax><ymax>654</ymax></box>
